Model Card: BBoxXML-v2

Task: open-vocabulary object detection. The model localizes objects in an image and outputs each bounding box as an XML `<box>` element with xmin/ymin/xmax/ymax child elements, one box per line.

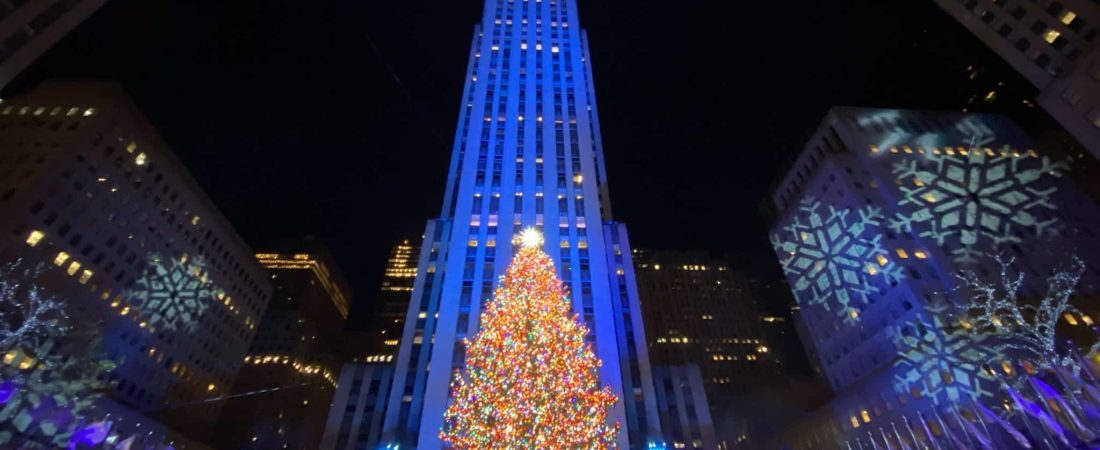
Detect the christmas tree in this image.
<box><xmin>440</xmin><ymin>229</ymin><xmax>620</xmax><ymax>449</ymax></box>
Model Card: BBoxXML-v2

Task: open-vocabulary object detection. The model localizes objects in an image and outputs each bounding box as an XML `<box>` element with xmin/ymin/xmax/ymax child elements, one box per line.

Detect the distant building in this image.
<box><xmin>0</xmin><ymin>0</ymin><xmax>108</xmax><ymax>89</ymax></box>
<box><xmin>319</xmin><ymin>364</ymin><xmax>395</xmax><ymax>450</ymax></box>
<box><xmin>651</xmin><ymin>365</ymin><xmax>718</xmax><ymax>450</ymax></box>
<box><xmin>213</xmin><ymin>244</ymin><xmax>352</xmax><ymax>450</ymax></box>
<box><xmin>932</xmin><ymin>0</ymin><xmax>1100</xmax><ymax>158</ymax></box>
<box><xmin>767</xmin><ymin>106</ymin><xmax>1100</xmax><ymax>448</ymax></box>
<box><xmin>633</xmin><ymin>250</ymin><xmax>776</xmax><ymax>407</ymax></box>
<box><xmin>0</xmin><ymin>80</ymin><xmax>272</xmax><ymax>440</ymax></box>
<box><xmin>364</xmin><ymin>238</ymin><xmax>418</xmax><ymax>362</ymax></box>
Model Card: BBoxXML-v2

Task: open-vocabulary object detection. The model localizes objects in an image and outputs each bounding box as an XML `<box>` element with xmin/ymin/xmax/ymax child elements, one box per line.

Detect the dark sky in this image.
<box><xmin>4</xmin><ymin>0</ymin><xmax>1037</xmax><ymax>327</ymax></box>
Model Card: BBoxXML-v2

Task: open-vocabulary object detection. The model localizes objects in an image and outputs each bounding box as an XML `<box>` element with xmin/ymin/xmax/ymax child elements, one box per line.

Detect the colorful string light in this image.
<box><xmin>440</xmin><ymin>239</ymin><xmax>620</xmax><ymax>448</ymax></box>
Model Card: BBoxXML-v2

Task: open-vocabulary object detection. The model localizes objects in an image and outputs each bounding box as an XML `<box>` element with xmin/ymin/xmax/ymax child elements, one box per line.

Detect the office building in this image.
<box><xmin>933</xmin><ymin>0</ymin><xmax>1100</xmax><ymax>158</ymax></box>
<box><xmin>0</xmin><ymin>0</ymin><xmax>108</xmax><ymax>89</ymax></box>
<box><xmin>632</xmin><ymin>250</ymin><xmax>776</xmax><ymax>406</ymax></box>
<box><xmin>364</xmin><ymin>238</ymin><xmax>418</xmax><ymax>362</ymax></box>
<box><xmin>378</xmin><ymin>0</ymin><xmax>663</xmax><ymax>447</ymax></box>
<box><xmin>651</xmin><ymin>365</ymin><xmax>718</xmax><ymax>450</ymax></box>
<box><xmin>213</xmin><ymin>244</ymin><xmax>351</xmax><ymax>450</ymax></box>
<box><xmin>319</xmin><ymin>363</ymin><xmax>395</xmax><ymax>450</ymax></box>
<box><xmin>767</xmin><ymin>106</ymin><xmax>1100</xmax><ymax>448</ymax></box>
<box><xmin>0</xmin><ymin>80</ymin><xmax>272</xmax><ymax>438</ymax></box>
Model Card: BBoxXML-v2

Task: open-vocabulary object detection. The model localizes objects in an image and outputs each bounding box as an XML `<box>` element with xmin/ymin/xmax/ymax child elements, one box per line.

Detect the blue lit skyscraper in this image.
<box><xmin>380</xmin><ymin>0</ymin><xmax>662</xmax><ymax>448</ymax></box>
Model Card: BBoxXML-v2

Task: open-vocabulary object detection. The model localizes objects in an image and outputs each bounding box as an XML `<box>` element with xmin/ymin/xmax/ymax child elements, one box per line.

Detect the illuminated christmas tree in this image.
<box><xmin>440</xmin><ymin>229</ymin><xmax>620</xmax><ymax>449</ymax></box>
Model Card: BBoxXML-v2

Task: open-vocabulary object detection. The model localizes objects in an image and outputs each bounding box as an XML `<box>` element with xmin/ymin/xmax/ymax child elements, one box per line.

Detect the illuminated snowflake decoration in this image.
<box><xmin>889</xmin><ymin>151</ymin><xmax>1069</xmax><ymax>264</ymax></box>
<box><xmin>891</xmin><ymin>305</ymin><xmax>996</xmax><ymax>406</ymax></box>
<box><xmin>129</xmin><ymin>255</ymin><xmax>214</xmax><ymax>333</ymax></box>
<box><xmin>771</xmin><ymin>197</ymin><xmax>904</xmax><ymax>324</ymax></box>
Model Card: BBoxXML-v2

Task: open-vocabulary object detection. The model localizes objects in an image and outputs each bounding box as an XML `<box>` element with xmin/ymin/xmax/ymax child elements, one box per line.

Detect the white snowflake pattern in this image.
<box><xmin>129</xmin><ymin>254</ymin><xmax>213</xmax><ymax>333</ymax></box>
<box><xmin>771</xmin><ymin>197</ymin><xmax>904</xmax><ymax>324</ymax></box>
<box><xmin>891</xmin><ymin>304</ymin><xmax>997</xmax><ymax>406</ymax></box>
<box><xmin>889</xmin><ymin>150</ymin><xmax>1069</xmax><ymax>264</ymax></box>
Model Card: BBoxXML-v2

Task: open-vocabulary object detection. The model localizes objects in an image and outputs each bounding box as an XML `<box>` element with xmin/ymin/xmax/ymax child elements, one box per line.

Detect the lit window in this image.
<box><xmin>1043</xmin><ymin>29</ymin><xmax>1061</xmax><ymax>44</ymax></box>
<box><xmin>127</xmin><ymin>141</ymin><xmax>138</xmax><ymax>153</ymax></box>
<box><xmin>83</xmin><ymin>108</ymin><xmax>96</xmax><ymax>117</ymax></box>
<box><xmin>135</xmin><ymin>152</ymin><xmax>147</xmax><ymax>166</ymax></box>
<box><xmin>913</xmin><ymin>249</ymin><xmax>928</xmax><ymax>259</ymax></box>
<box><xmin>32</xmin><ymin>107</ymin><xmax>45</xmax><ymax>116</ymax></box>
<box><xmin>1061</xmin><ymin>11</ymin><xmax>1077</xmax><ymax>25</ymax></box>
<box><xmin>207</xmin><ymin>383</ymin><xmax>216</xmax><ymax>392</ymax></box>
<box><xmin>1083</xmin><ymin>315</ymin><xmax>1094</xmax><ymax>326</ymax></box>
<box><xmin>78</xmin><ymin>270</ymin><xmax>93</xmax><ymax>285</ymax></box>
<box><xmin>25</xmin><ymin>230</ymin><xmax>44</xmax><ymax>247</ymax></box>
<box><xmin>849</xmin><ymin>309</ymin><xmax>859</xmax><ymax>320</ymax></box>
<box><xmin>850</xmin><ymin>416</ymin><xmax>860</xmax><ymax>428</ymax></box>
<box><xmin>54</xmin><ymin>252</ymin><xmax>70</xmax><ymax>266</ymax></box>
<box><xmin>67</xmin><ymin>261</ymin><xmax>81</xmax><ymax>276</ymax></box>
<box><xmin>875</xmin><ymin>254</ymin><xmax>888</xmax><ymax>266</ymax></box>
<box><xmin>1001</xmin><ymin>361</ymin><xmax>1014</xmax><ymax>375</ymax></box>
<box><xmin>1064</xmin><ymin>313</ymin><xmax>1079</xmax><ymax>325</ymax></box>
<box><xmin>861</xmin><ymin>410</ymin><xmax>872</xmax><ymax>423</ymax></box>
<box><xmin>922</xmin><ymin>193</ymin><xmax>938</xmax><ymax>203</ymax></box>
<box><xmin>895</xmin><ymin>248</ymin><xmax>910</xmax><ymax>259</ymax></box>
<box><xmin>866</xmin><ymin>264</ymin><xmax>878</xmax><ymax>276</ymax></box>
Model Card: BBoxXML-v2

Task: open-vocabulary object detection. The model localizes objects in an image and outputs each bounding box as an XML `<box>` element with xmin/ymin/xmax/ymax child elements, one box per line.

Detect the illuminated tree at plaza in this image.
<box><xmin>0</xmin><ymin>260</ymin><xmax>67</xmax><ymax>360</ymax></box>
<box><xmin>0</xmin><ymin>260</ymin><xmax>114</xmax><ymax>447</ymax></box>
<box><xmin>440</xmin><ymin>229</ymin><xmax>620</xmax><ymax>449</ymax></box>
<box><xmin>956</xmin><ymin>254</ymin><xmax>1093</xmax><ymax>374</ymax></box>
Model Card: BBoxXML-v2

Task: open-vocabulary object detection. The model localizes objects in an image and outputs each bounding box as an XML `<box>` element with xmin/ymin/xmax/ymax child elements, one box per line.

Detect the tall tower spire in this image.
<box><xmin>380</xmin><ymin>1</ymin><xmax>661</xmax><ymax>447</ymax></box>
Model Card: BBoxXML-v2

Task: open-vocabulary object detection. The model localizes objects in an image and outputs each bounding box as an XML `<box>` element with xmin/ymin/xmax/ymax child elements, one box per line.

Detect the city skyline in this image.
<box><xmin>0</xmin><ymin>1</ymin><xmax>1098</xmax><ymax>448</ymax></box>
<box><xmin>0</xmin><ymin>0</ymin><xmax>1056</xmax><ymax>326</ymax></box>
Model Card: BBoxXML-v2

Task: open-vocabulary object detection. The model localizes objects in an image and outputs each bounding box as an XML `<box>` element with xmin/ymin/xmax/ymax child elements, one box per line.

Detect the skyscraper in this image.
<box><xmin>767</xmin><ymin>106</ymin><xmax>1100</xmax><ymax>448</ymax></box>
<box><xmin>632</xmin><ymin>250</ymin><xmax>776</xmax><ymax>407</ymax></box>
<box><xmin>0</xmin><ymin>0</ymin><xmax>108</xmax><ymax>89</ymax></box>
<box><xmin>0</xmin><ymin>80</ymin><xmax>272</xmax><ymax>440</ymax></box>
<box><xmin>932</xmin><ymin>0</ymin><xmax>1100</xmax><ymax>158</ymax></box>
<box><xmin>380</xmin><ymin>1</ymin><xmax>661</xmax><ymax>447</ymax></box>
<box><xmin>364</xmin><ymin>238</ymin><xmax>419</xmax><ymax>362</ymax></box>
<box><xmin>214</xmin><ymin>243</ymin><xmax>352</xmax><ymax>450</ymax></box>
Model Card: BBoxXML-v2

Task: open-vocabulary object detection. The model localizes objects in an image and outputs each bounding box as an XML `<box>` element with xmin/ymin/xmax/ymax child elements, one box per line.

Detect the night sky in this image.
<box><xmin>3</xmin><ymin>0</ymin><xmax>1037</xmax><ymax>327</ymax></box>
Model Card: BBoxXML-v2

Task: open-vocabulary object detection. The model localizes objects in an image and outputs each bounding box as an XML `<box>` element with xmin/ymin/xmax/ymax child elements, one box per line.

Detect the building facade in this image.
<box><xmin>0</xmin><ymin>80</ymin><xmax>272</xmax><ymax>439</ymax></box>
<box><xmin>364</xmin><ymin>238</ymin><xmax>418</xmax><ymax>362</ymax></box>
<box><xmin>632</xmin><ymin>250</ymin><xmax>776</xmax><ymax>406</ymax></box>
<box><xmin>651</xmin><ymin>365</ymin><xmax>718</xmax><ymax>450</ymax></box>
<box><xmin>379</xmin><ymin>0</ymin><xmax>663</xmax><ymax>447</ymax></box>
<box><xmin>213</xmin><ymin>246</ymin><xmax>351</xmax><ymax>450</ymax></box>
<box><xmin>319</xmin><ymin>363</ymin><xmax>395</xmax><ymax>450</ymax></box>
<box><xmin>767</xmin><ymin>107</ymin><xmax>1100</xmax><ymax>448</ymax></box>
<box><xmin>0</xmin><ymin>0</ymin><xmax>108</xmax><ymax>89</ymax></box>
<box><xmin>932</xmin><ymin>0</ymin><xmax>1100</xmax><ymax>158</ymax></box>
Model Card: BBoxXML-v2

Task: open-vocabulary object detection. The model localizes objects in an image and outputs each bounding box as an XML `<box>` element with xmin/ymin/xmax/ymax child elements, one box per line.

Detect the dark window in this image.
<box><xmin>1035</xmin><ymin>52</ymin><xmax>1052</xmax><ymax>68</ymax></box>
<box><xmin>1011</xmin><ymin>6</ymin><xmax>1026</xmax><ymax>19</ymax></box>
<box><xmin>998</xmin><ymin>24</ymin><xmax>1013</xmax><ymax>37</ymax></box>
<box><xmin>1015</xmin><ymin>37</ymin><xmax>1031</xmax><ymax>51</ymax></box>
<box><xmin>982</xmin><ymin>10</ymin><xmax>996</xmax><ymax>23</ymax></box>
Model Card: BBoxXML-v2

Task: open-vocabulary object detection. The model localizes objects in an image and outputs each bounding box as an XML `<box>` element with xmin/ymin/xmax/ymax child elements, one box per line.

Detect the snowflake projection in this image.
<box><xmin>889</xmin><ymin>149</ymin><xmax>1070</xmax><ymax>264</ymax></box>
<box><xmin>128</xmin><ymin>254</ymin><xmax>215</xmax><ymax>333</ymax></box>
<box><xmin>0</xmin><ymin>338</ymin><xmax>115</xmax><ymax>447</ymax></box>
<box><xmin>891</xmin><ymin>304</ymin><xmax>997</xmax><ymax>406</ymax></box>
<box><xmin>771</xmin><ymin>197</ymin><xmax>904</xmax><ymax>325</ymax></box>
